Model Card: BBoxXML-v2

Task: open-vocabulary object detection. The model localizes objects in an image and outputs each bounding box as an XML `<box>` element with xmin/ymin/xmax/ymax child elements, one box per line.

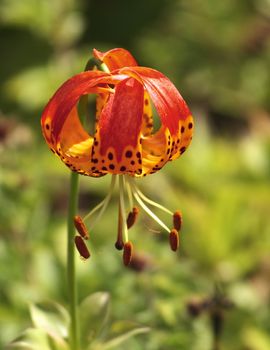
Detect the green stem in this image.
<box><xmin>67</xmin><ymin>171</ymin><xmax>80</xmax><ymax>350</ymax></box>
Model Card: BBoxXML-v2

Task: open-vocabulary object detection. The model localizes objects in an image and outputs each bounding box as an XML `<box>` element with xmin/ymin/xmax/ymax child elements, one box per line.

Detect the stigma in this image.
<box><xmin>74</xmin><ymin>174</ymin><xmax>183</xmax><ymax>266</ymax></box>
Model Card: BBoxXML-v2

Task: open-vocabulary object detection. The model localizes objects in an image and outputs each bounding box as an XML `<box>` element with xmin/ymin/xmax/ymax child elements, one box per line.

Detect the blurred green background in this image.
<box><xmin>1</xmin><ymin>0</ymin><xmax>270</xmax><ymax>349</ymax></box>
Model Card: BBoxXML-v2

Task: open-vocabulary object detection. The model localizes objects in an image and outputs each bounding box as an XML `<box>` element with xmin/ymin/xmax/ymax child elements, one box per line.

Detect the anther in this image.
<box><xmin>115</xmin><ymin>240</ymin><xmax>124</xmax><ymax>250</ymax></box>
<box><xmin>173</xmin><ymin>211</ymin><xmax>182</xmax><ymax>232</ymax></box>
<box><xmin>115</xmin><ymin>202</ymin><xmax>124</xmax><ymax>250</ymax></box>
<box><xmin>126</xmin><ymin>207</ymin><xmax>139</xmax><ymax>229</ymax></box>
<box><xmin>169</xmin><ymin>229</ymin><xmax>179</xmax><ymax>252</ymax></box>
<box><xmin>74</xmin><ymin>235</ymin><xmax>90</xmax><ymax>259</ymax></box>
<box><xmin>74</xmin><ymin>215</ymin><xmax>89</xmax><ymax>240</ymax></box>
<box><xmin>123</xmin><ymin>241</ymin><xmax>133</xmax><ymax>266</ymax></box>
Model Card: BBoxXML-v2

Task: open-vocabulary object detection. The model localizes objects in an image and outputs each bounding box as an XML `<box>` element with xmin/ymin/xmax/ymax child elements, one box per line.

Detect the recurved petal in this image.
<box><xmin>119</xmin><ymin>67</ymin><xmax>191</xmax><ymax>136</ymax></box>
<box><xmin>90</xmin><ymin>77</ymin><xmax>144</xmax><ymax>175</ymax></box>
<box><xmin>41</xmin><ymin>70</ymin><xmax>124</xmax><ymax>147</ymax></box>
<box><xmin>93</xmin><ymin>48</ymin><xmax>138</xmax><ymax>71</ymax></box>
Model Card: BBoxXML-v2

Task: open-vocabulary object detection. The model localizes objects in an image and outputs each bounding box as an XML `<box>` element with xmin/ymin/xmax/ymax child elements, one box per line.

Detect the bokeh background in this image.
<box><xmin>1</xmin><ymin>0</ymin><xmax>270</xmax><ymax>349</ymax></box>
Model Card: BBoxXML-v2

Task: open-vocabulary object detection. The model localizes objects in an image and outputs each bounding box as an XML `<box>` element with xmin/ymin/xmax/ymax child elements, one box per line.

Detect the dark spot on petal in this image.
<box><xmin>120</xmin><ymin>166</ymin><xmax>126</xmax><ymax>171</ymax></box>
<box><xmin>188</xmin><ymin>122</ymin><xmax>193</xmax><ymax>129</ymax></box>
<box><xmin>109</xmin><ymin>164</ymin><xmax>115</xmax><ymax>170</ymax></box>
<box><xmin>125</xmin><ymin>150</ymin><xmax>132</xmax><ymax>158</ymax></box>
<box><xmin>180</xmin><ymin>147</ymin><xmax>186</xmax><ymax>154</ymax></box>
<box><xmin>131</xmin><ymin>160</ymin><xmax>135</xmax><ymax>165</ymax></box>
<box><xmin>136</xmin><ymin>152</ymin><xmax>141</xmax><ymax>158</ymax></box>
<box><xmin>102</xmin><ymin>166</ymin><xmax>107</xmax><ymax>171</ymax></box>
<box><xmin>181</xmin><ymin>126</ymin><xmax>185</xmax><ymax>133</ymax></box>
<box><xmin>108</xmin><ymin>152</ymin><xmax>113</xmax><ymax>160</ymax></box>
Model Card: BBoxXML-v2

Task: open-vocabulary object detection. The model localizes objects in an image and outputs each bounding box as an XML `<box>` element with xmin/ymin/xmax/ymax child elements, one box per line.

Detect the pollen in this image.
<box><xmin>169</xmin><ymin>229</ymin><xmax>180</xmax><ymax>252</ymax></box>
<box><xmin>74</xmin><ymin>215</ymin><xmax>89</xmax><ymax>239</ymax></box>
<box><xmin>74</xmin><ymin>235</ymin><xmax>91</xmax><ymax>259</ymax></box>
<box><xmin>173</xmin><ymin>211</ymin><xmax>182</xmax><ymax>232</ymax></box>
<box><xmin>126</xmin><ymin>207</ymin><xmax>139</xmax><ymax>229</ymax></box>
<box><xmin>123</xmin><ymin>241</ymin><xmax>133</xmax><ymax>266</ymax></box>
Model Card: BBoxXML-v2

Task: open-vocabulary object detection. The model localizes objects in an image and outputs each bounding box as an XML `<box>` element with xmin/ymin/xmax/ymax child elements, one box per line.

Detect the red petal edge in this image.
<box><xmin>41</xmin><ymin>70</ymin><xmax>125</xmax><ymax>144</ymax></box>
<box><xmin>119</xmin><ymin>67</ymin><xmax>191</xmax><ymax>135</ymax></box>
<box><xmin>93</xmin><ymin>48</ymin><xmax>138</xmax><ymax>71</ymax></box>
<box><xmin>99</xmin><ymin>77</ymin><xmax>144</xmax><ymax>162</ymax></box>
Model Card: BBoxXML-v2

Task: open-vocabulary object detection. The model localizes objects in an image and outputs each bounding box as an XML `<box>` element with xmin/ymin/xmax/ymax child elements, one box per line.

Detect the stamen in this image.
<box><xmin>123</xmin><ymin>241</ymin><xmax>133</xmax><ymax>266</ymax></box>
<box><xmin>74</xmin><ymin>235</ymin><xmax>91</xmax><ymax>259</ymax></box>
<box><xmin>125</xmin><ymin>176</ymin><xmax>134</xmax><ymax>210</ymax></box>
<box><xmin>126</xmin><ymin>207</ymin><xmax>139</xmax><ymax>229</ymax></box>
<box><xmin>115</xmin><ymin>199</ymin><xmax>124</xmax><ymax>250</ymax></box>
<box><xmin>131</xmin><ymin>189</ymin><xmax>170</xmax><ymax>233</ymax></box>
<box><xmin>119</xmin><ymin>175</ymin><xmax>129</xmax><ymax>243</ymax></box>
<box><xmin>129</xmin><ymin>180</ymin><xmax>173</xmax><ymax>215</ymax></box>
<box><xmin>173</xmin><ymin>211</ymin><xmax>182</xmax><ymax>231</ymax></box>
<box><xmin>169</xmin><ymin>229</ymin><xmax>179</xmax><ymax>251</ymax></box>
<box><xmin>83</xmin><ymin>175</ymin><xmax>116</xmax><ymax>228</ymax></box>
<box><xmin>74</xmin><ymin>215</ymin><xmax>89</xmax><ymax>240</ymax></box>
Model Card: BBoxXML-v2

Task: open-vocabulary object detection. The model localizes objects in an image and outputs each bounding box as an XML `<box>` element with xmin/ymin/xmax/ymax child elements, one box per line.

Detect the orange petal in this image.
<box><xmin>98</xmin><ymin>77</ymin><xmax>144</xmax><ymax>163</ymax></box>
<box><xmin>93</xmin><ymin>48</ymin><xmax>138</xmax><ymax>71</ymax></box>
<box><xmin>119</xmin><ymin>67</ymin><xmax>191</xmax><ymax>136</ymax></box>
<box><xmin>41</xmin><ymin>70</ymin><xmax>124</xmax><ymax>147</ymax></box>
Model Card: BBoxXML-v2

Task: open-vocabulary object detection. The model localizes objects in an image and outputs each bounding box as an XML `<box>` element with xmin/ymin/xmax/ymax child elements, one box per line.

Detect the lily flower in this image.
<box><xmin>41</xmin><ymin>48</ymin><xmax>193</xmax><ymax>265</ymax></box>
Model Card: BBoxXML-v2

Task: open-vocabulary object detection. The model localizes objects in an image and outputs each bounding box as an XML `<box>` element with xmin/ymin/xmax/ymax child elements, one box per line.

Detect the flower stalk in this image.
<box><xmin>67</xmin><ymin>170</ymin><xmax>80</xmax><ymax>350</ymax></box>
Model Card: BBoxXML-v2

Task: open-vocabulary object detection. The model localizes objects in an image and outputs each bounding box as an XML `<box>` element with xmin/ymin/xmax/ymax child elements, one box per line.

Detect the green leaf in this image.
<box><xmin>30</xmin><ymin>301</ymin><xmax>69</xmax><ymax>340</ymax></box>
<box><xmin>5</xmin><ymin>328</ymin><xmax>50</xmax><ymax>350</ymax></box>
<box><xmin>5</xmin><ymin>328</ymin><xmax>69</xmax><ymax>350</ymax></box>
<box><xmin>79</xmin><ymin>292</ymin><xmax>110</xmax><ymax>346</ymax></box>
<box><xmin>92</xmin><ymin>321</ymin><xmax>150</xmax><ymax>350</ymax></box>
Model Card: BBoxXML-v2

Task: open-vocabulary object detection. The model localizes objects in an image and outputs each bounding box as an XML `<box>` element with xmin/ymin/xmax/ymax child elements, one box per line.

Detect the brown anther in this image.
<box><xmin>74</xmin><ymin>215</ymin><xmax>89</xmax><ymax>240</ymax></box>
<box><xmin>115</xmin><ymin>202</ymin><xmax>124</xmax><ymax>250</ymax></box>
<box><xmin>123</xmin><ymin>241</ymin><xmax>133</xmax><ymax>266</ymax></box>
<box><xmin>74</xmin><ymin>235</ymin><xmax>90</xmax><ymax>259</ymax></box>
<box><xmin>126</xmin><ymin>207</ymin><xmax>139</xmax><ymax>229</ymax></box>
<box><xmin>173</xmin><ymin>210</ymin><xmax>182</xmax><ymax>231</ymax></box>
<box><xmin>169</xmin><ymin>229</ymin><xmax>179</xmax><ymax>252</ymax></box>
<box><xmin>115</xmin><ymin>240</ymin><xmax>124</xmax><ymax>250</ymax></box>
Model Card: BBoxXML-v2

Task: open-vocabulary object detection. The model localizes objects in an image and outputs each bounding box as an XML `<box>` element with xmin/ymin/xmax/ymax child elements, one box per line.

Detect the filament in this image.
<box><xmin>125</xmin><ymin>176</ymin><xmax>134</xmax><ymax>210</ymax></box>
<box><xmin>129</xmin><ymin>180</ymin><xmax>173</xmax><ymax>216</ymax></box>
<box><xmin>119</xmin><ymin>175</ymin><xmax>129</xmax><ymax>243</ymax></box>
<box><xmin>83</xmin><ymin>175</ymin><xmax>116</xmax><ymax>228</ymax></box>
